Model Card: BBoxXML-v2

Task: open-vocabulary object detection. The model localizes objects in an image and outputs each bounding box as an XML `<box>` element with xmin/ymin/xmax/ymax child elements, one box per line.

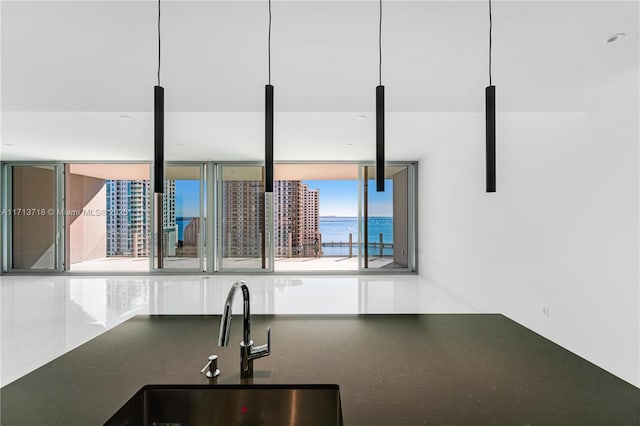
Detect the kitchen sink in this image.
<box><xmin>104</xmin><ymin>384</ymin><xmax>344</xmax><ymax>426</ymax></box>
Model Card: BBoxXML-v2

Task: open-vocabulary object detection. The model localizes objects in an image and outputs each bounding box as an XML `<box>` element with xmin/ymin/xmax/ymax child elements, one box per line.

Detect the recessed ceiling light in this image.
<box><xmin>3</xmin><ymin>143</ymin><xmax>14</xmax><ymax>146</ymax></box>
<box><xmin>120</xmin><ymin>115</ymin><xmax>132</xmax><ymax>120</ymax></box>
<box><xmin>346</xmin><ymin>143</ymin><xmax>354</xmax><ymax>148</ymax></box>
<box><xmin>356</xmin><ymin>115</ymin><xmax>367</xmax><ymax>120</ymax></box>
<box><xmin>177</xmin><ymin>143</ymin><xmax>185</xmax><ymax>146</ymax></box>
<box><xmin>606</xmin><ymin>33</ymin><xmax>625</xmax><ymax>43</ymax></box>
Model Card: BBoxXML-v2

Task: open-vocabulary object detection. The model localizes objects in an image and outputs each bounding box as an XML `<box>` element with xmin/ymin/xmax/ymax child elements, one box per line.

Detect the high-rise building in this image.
<box><xmin>106</xmin><ymin>180</ymin><xmax>176</xmax><ymax>257</ymax></box>
<box><xmin>106</xmin><ymin>180</ymin><xmax>150</xmax><ymax>256</ymax></box>
<box><xmin>222</xmin><ymin>180</ymin><xmax>264</xmax><ymax>257</ymax></box>
<box><xmin>183</xmin><ymin>217</ymin><xmax>200</xmax><ymax>248</ymax></box>
<box><xmin>162</xmin><ymin>181</ymin><xmax>176</xmax><ymax>232</ymax></box>
<box><xmin>221</xmin><ymin>180</ymin><xmax>319</xmax><ymax>259</ymax></box>
<box><xmin>161</xmin><ymin>181</ymin><xmax>177</xmax><ymax>257</ymax></box>
<box><xmin>274</xmin><ymin>180</ymin><xmax>319</xmax><ymax>257</ymax></box>
<box><xmin>302</xmin><ymin>186</ymin><xmax>320</xmax><ymax>256</ymax></box>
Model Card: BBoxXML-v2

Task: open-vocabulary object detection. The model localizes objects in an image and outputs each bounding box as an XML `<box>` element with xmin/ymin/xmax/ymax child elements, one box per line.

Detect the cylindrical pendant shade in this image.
<box><xmin>154</xmin><ymin>85</ymin><xmax>164</xmax><ymax>194</ymax></box>
<box><xmin>155</xmin><ymin>192</ymin><xmax>164</xmax><ymax>269</ymax></box>
<box><xmin>265</xmin><ymin>84</ymin><xmax>274</xmax><ymax>193</ymax></box>
<box><xmin>376</xmin><ymin>85</ymin><xmax>385</xmax><ymax>192</ymax></box>
<box><xmin>485</xmin><ymin>85</ymin><xmax>496</xmax><ymax>193</ymax></box>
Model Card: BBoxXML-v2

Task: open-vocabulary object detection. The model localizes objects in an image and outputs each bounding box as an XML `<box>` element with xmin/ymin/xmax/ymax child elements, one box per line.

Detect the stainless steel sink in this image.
<box><xmin>104</xmin><ymin>384</ymin><xmax>344</xmax><ymax>426</ymax></box>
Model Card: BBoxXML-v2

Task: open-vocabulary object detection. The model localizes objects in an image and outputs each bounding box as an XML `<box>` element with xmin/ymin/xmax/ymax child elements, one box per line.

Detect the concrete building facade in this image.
<box><xmin>222</xmin><ymin>180</ymin><xmax>319</xmax><ymax>258</ymax></box>
<box><xmin>106</xmin><ymin>180</ymin><xmax>176</xmax><ymax>257</ymax></box>
<box><xmin>274</xmin><ymin>180</ymin><xmax>319</xmax><ymax>257</ymax></box>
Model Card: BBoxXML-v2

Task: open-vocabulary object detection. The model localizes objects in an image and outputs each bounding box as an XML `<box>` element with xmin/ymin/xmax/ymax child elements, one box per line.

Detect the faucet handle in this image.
<box><xmin>250</xmin><ymin>326</ymin><xmax>271</xmax><ymax>360</ymax></box>
<box><xmin>266</xmin><ymin>326</ymin><xmax>271</xmax><ymax>352</ymax></box>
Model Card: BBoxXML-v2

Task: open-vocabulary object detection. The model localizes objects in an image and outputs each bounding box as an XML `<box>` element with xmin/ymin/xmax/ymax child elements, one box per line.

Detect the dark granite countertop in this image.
<box><xmin>1</xmin><ymin>314</ymin><xmax>639</xmax><ymax>425</ymax></box>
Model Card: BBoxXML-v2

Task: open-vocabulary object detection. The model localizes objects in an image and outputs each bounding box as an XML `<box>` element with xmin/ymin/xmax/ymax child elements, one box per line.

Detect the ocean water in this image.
<box><xmin>320</xmin><ymin>217</ymin><xmax>393</xmax><ymax>256</ymax></box>
<box><xmin>176</xmin><ymin>216</ymin><xmax>393</xmax><ymax>255</ymax></box>
<box><xmin>319</xmin><ymin>217</ymin><xmax>393</xmax><ymax>243</ymax></box>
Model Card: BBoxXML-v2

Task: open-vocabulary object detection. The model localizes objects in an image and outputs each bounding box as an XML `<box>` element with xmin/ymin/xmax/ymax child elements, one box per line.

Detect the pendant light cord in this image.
<box><xmin>489</xmin><ymin>0</ymin><xmax>492</xmax><ymax>86</ymax></box>
<box><xmin>268</xmin><ymin>0</ymin><xmax>272</xmax><ymax>85</ymax></box>
<box><xmin>378</xmin><ymin>0</ymin><xmax>382</xmax><ymax>86</ymax></box>
<box><xmin>157</xmin><ymin>0</ymin><xmax>161</xmax><ymax>86</ymax></box>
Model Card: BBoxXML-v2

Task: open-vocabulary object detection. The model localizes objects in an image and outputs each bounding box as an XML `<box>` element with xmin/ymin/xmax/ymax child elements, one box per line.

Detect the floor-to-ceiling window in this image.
<box><xmin>360</xmin><ymin>164</ymin><xmax>413</xmax><ymax>270</ymax></box>
<box><xmin>217</xmin><ymin>164</ymin><xmax>272</xmax><ymax>271</ymax></box>
<box><xmin>272</xmin><ymin>163</ymin><xmax>415</xmax><ymax>272</ymax></box>
<box><xmin>3</xmin><ymin>164</ymin><xmax>63</xmax><ymax>271</ymax></box>
<box><xmin>64</xmin><ymin>163</ymin><xmax>151</xmax><ymax>273</ymax></box>
<box><xmin>155</xmin><ymin>164</ymin><xmax>205</xmax><ymax>271</ymax></box>
<box><xmin>273</xmin><ymin>163</ymin><xmax>360</xmax><ymax>272</ymax></box>
<box><xmin>2</xmin><ymin>161</ymin><xmax>416</xmax><ymax>274</ymax></box>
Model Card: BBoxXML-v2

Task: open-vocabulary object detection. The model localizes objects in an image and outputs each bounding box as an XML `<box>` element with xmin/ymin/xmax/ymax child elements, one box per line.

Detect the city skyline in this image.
<box><xmin>102</xmin><ymin>177</ymin><xmax>395</xmax><ymax>260</ymax></box>
<box><xmin>173</xmin><ymin>179</ymin><xmax>393</xmax><ymax>218</ymax></box>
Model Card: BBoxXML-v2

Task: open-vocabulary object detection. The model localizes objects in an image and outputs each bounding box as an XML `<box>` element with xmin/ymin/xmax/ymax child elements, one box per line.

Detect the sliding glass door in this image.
<box><xmin>217</xmin><ymin>165</ymin><xmax>272</xmax><ymax>272</ymax></box>
<box><xmin>359</xmin><ymin>164</ymin><xmax>414</xmax><ymax>271</ymax></box>
<box><xmin>273</xmin><ymin>163</ymin><xmax>359</xmax><ymax>272</ymax></box>
<box><xmin>3</xmin><ymin>164</ymin><xmax>63</xmax><ymax>272</ymax></box>
<box><xmin>151</xmin><ymin>164</ymin><xmax>206</xmax><ymax>272</ymax></box>
<box><xmin>64</xmin><ymin>163</ymin><xmax>151</xmax><ymax>272</ymax></box>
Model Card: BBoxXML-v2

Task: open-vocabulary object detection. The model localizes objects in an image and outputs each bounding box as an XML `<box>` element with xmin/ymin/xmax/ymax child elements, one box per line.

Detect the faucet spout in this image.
<box><xmin>218</xmin><ymin>281</ymin><xmax>251</xmax><ymax>346</ymax></box>
<box><xmin>217</xmin><ymin>281</ymin><xmax>270</xmax><ymax>379</ymax></box>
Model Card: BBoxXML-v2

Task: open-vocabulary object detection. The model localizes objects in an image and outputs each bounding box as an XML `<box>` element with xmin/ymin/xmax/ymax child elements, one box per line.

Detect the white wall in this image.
<box><xmin>67</xmin><ymin>173</ymin><xmax>107</xmax><ymax>265</ymax></box>
<box><xmin>419</xmin><ymin>108</ymin><xmax>639</xmax><ymax>387</ymax></box>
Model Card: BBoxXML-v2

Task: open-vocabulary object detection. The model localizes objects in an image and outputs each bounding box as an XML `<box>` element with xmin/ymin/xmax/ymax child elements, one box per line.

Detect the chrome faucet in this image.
<box><xmin>218</xmin><ymin>281</ymin><xmax>271</xmax><ymax>378</ymax></box>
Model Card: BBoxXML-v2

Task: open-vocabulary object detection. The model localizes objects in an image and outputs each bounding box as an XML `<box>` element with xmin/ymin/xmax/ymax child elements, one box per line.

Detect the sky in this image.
<box><xmin>175</xmin><ymin>180</ymin><xmax>200</xmax><ymax>217</ymax></box>
<box><xmin>174</xmin><ymin>179</ymin><xmax>393</xmax><ymax>218</ymax></box>
<box><xmin>303</xmin><ymin>179</ymin><xmax>393</xmax><ymax>217</ymax></box>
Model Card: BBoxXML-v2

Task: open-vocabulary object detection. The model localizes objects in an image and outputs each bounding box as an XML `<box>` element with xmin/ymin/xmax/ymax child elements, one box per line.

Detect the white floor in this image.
<box><xmin>0</xmin><ymin>274</ymin><xmax>478</xmax><ymax>387</ymax></box>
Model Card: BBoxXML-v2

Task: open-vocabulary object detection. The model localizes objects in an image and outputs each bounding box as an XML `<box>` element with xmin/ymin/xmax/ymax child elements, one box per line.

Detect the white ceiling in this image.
<box><xmin>0</xmin><ymin>1</ymin><xmax>637</xmax><ymax>161</ymax></box>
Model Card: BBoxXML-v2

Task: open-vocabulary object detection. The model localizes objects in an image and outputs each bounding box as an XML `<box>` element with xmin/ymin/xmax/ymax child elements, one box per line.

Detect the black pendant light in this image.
<box><xmin>376</xmin><ymin>0</ymin><xmax>385</xmax><ymax>192</ymax></box>
<box><xmin>154</xmin><ymin>0</ymin><xmax>164</xmax><ymax>194</ymax></box>
<box><xmin>486</xmin><ymin>0</ymin><xmax>496</xmax><ymax>193</ymax></box>
<box><xmin>154</xmin><ymin>0</ymin><xmax>165</xmax><ymax>267</ymax></box>
<box><xmin>265</xmin><ymin>0</ymin><xmax>274</xmax><ymax>193</ymax></box>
